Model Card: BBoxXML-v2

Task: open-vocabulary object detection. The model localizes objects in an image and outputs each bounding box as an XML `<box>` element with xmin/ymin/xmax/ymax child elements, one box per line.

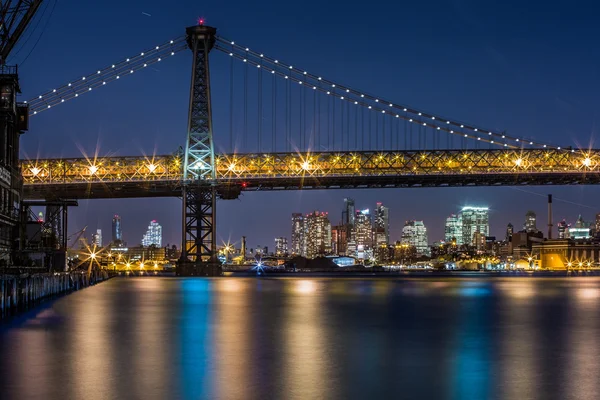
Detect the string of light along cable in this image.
<box><xmin>216</xmin><ymin>36</ymin><xmax>571</xmax><ymax>152</ymax></box>
<box><xmin>26</xmin><ymin>36</ymin><xmax>187</xmax><ymax>116</ymax></box>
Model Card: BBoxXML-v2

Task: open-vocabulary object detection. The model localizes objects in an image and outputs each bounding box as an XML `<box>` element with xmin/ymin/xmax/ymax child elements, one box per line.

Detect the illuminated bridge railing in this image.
<box><xmin>19</xmin><ymin>149</ymin><xmax>600</xmax><ymax>198</ymax></box>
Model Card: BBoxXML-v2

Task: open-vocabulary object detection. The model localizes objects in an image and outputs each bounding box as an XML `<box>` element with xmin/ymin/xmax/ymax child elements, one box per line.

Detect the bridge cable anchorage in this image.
<box><xmin>25</xmin><ymin>36</ymin><xmax>187</xmax><ymax>116</ymax></box>
<box><xmin>215</xmin><ymin>36</ymin><xmax>567</xmax><ymax>152</ymax></box>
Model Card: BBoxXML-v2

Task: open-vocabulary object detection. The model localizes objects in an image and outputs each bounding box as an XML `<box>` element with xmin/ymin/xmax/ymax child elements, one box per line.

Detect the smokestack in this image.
<box><xmin>547</xmin><ymin>194</ymin><xmax>553</xmax><ymax>239</ymax></box>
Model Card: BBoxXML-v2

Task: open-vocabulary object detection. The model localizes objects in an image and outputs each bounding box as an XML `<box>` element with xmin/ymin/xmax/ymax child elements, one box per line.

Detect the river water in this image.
<box><xmin>1</xmin><ymin>276</ymin><xmax>599</xmax><ymax>400</ymax></box>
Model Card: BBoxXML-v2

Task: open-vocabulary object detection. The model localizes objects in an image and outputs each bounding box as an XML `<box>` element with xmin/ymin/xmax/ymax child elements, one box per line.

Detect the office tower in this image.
<box><xmin>342</xmin><ymin>198</ymin><xmax>356</xmax><ymax>227</ymax></box>
<box><xmin>595</xmin><ymin>213</ymin><xmax>600</xmax><ymax>237</ymax></box>
<box><xmin>525</xmin><ymin>211</ymin><xmax>537</xmax><ymax>232</ymax></box>
<box><xmin>291</xmin><ymin>213</ymin><xmax>305</xmax><ymax>256</ymax></box>
<box><xmin>401</xmin><ymin>220</ymin><xmax>429</xmax><ymax>256</ymax></box>
<box><xmin>375</xmin><ymin>202</ymin><xmax>389</xmax><ymax>245</ymax></box>
<box><xmin>568</xmin><ymin>215</ymin><xmax>591</xmax><ymax>240</ymax></box>
<box><xmin>275</xmin><ymin>237</ymin><xmax>288</xmax><ymax>256</ymax></box>
<box><xmin>305</xmin><ymin>211</ymin><xmax>332</xmax><ymax>258</ymax></box>
<box><xmin>112</xmin><ymin>214</ymin><xmax>122</xmax><ymax>243</ymax></box>
<box><xmin>93</xmin><ymin>229</ymin><xmax>102</xmax><ymax>247</ymax></box>
<box><xmin>444</xmin><ymin>214</ymin><xmax>462</xmax><ymax>244</ymax></box>
<box><xmin>331</xmin><ymin>225</ymin><xmax>348</xmax><ymax>255</ymax></box>
<box><xmin>557</xmin><ymin>219</ymin><xmax>569</xmax><ymax>239</ymax></box>
<box><xmin>354</xmin><ymin>209</ymin><xmax>373</xmax><ymax>249</ymax></box>
<box><xmin>460</xmin><ymin>206</ymin><xmax>489</xmax><ymax>246</ymax></box>
<box><xmin>141</xmin><ymin>220</ymin><xmax>162</xmax><ymax>247</ymax></box>
<box><xmin>506</xmin><ymin>223</ymin><xmax>514</xmax><ymax>242</ymax></box>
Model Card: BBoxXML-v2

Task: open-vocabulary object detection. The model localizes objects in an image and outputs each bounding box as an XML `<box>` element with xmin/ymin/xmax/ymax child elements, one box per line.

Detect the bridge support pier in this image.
<box><xmin>177</xmin><ymin>184</ymin><xmax>221</xmax><ymax>276</ymax></box>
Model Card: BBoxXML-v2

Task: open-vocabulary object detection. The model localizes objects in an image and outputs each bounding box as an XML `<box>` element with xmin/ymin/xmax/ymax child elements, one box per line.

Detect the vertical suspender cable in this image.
<box><xmin>229</xmin><ymin>48</ymin><xmax>234</xmax><ymax>152</ymax></box>
<box><xmin>286</xmin><ymin>79</ymin><xmax>290</xmax><ymax>152</ymax></box>
<box><xmin>355</xmin><ymin>104</ymin><xmax>358</xmax><ymax>151</ymax></box>
<box><xmin>244</xmin><ymin>52</ymin><xmax>248</xmax><ymax>150</ymax></box>
<box><xmin>332</xmin><ymin>95</ymin><xmax>336</xmax><ymax>151</ymax></box>
<box><xmin>313</xmin><ymin>88</ymin><xmax>316</xmax><ymax>151</ymax></box>
<box><xmin>258</xmin><ymin>63</ymin><xmax>262</xmax><ymax>153</ymax></box>
<box><xmin>272</xmin><ymin>71</ymin><xmax>276</xmax><ymax>152</ymax></box>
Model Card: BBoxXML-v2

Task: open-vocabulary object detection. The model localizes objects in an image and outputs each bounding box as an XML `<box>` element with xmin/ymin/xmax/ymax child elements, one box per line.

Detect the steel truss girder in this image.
<box><xmin>20</xmin><ymin>148</ymin><xmax>600</xmax><ymax>196</ymax></box>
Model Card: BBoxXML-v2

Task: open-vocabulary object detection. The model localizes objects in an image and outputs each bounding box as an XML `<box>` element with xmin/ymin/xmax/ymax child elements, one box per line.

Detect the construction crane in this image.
<box><xmin>67</xmin><ymin>225</ymin><xmax>87</xmax><ymax>250</ymax></box>
<box><xmin>0</xmin><ymin>1</ymin><xmax>45</xmax><ymax>64</ymax></box>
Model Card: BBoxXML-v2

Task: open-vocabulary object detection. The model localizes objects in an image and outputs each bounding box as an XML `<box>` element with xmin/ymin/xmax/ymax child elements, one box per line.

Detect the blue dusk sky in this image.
<box><xmin>17</xmin><ymin>0</ymin><xmax>600</xmax><ymax>248</ymax></box>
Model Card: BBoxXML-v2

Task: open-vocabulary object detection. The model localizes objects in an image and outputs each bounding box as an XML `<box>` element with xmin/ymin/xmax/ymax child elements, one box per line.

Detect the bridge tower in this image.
<box><xmin>178</xmin><ymin>24</ymin><xmax>220</xmax><ymax>276</ymax></box>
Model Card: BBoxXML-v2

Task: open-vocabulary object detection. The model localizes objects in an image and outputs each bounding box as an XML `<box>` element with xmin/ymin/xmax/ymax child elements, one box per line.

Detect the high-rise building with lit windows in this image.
<box><xmin>354</xmin><ymin>209</ymin><xmax>373</xmax><ymax>250</ymax></box>
<box><xmin>342</xmin><ymin>198</ymin><xmax>356</xmax><ymax>227</ymax></box>
<box><xmin>275</xmin><ymin>237</ymin><xmax>288</xmax><ymax>256</ymax></box>
<box><xmin>459</xmin><ymin>207</ymin><xmax>489</xmax><ymax>246</ymax></box>
<box><xmin>112</xmin><ymin>214</ymin><xmax>122</xmax><ymax>244</ymax></box>
<box><xmin>305</xmin><ymin>211</ymin><xmax>332</xmax><ymax>258</ymax></box>
<box><xmin>291</xmin><ymin>213</ymin><xmax>305</xmax><ymax>256</ymax></box>
<box><xmin>401</xmin><ymin>220</ymin><xmax>429</xmax><ymax>256</ymax></box>
<box><xmin>142</xmin><ymin>220</ymin><xmax>162</xmax><ymax>247</ymax></box>
<box><xmin>444</xmin><ymin>214</ymin><xmax>462</xmax><ymax>244</ymax></box>
<box><xmin>93</xmin><ymin>229</ymin><xmax>102</xmax><ymax>247</ymax></box>
<box><xmin>375</xmin><ymin>202</ymin><xmax>389</xmax><ymax>245</ymax></box>
<box><xmin>525</xmin><ymin>211</ymin><xmax>537</xmax><ymax>232</ymax></box>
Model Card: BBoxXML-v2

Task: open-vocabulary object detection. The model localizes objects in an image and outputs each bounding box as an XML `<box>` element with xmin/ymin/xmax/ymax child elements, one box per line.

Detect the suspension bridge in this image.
<box><xmin>14</xmin><ymin>23</ymin><xmax>600</xmax><ymax>274</ymax></box>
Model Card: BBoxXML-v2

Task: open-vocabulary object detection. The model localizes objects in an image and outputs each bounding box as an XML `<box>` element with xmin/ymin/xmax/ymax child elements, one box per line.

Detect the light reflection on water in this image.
<box><xmin>1</xmin><ymin>277</ymin><xmax>600</xmax><ymax>399</ymax></box>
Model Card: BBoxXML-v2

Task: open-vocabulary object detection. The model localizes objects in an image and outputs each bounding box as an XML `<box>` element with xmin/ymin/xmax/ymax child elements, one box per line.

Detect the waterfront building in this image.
<box><xmin>275</xmin><ymin>237</ymin><xmax>288</xmax><ymax>256</ymax></box>
<box><xmin>401</xmin><ymin>220</ymin><xmax>429</xmax><ymax>257</ymax></box>
<box><xmin>291</xmin><ymin>213</ymin><xmax>305</xmax><ymax>256</ymax></box>
<box><xmin>141</xmin><ymin>220</ymin><xmax>162</xmax><ymax>247</ymax></box>
<box><xmin>112</xmin><ymin>214</ymin><xmax>122</xmax><ymax>244</ymax></box>
<box><xmin>444</xmin><ymin>214</ymin><xmax>462</xmax><ymax>244</ymax></box>
<box><xmin>460</xmin><ymin>206</ymin><xmax>489</xmax><ymax>246</ymax></box>
<box><xmin>534</xmin><ymin>238</ymin><xmax>600</xmax><ymax>270</ymax></box>
<box><xmin>375</xmin><ymin>202</ymin><xmax>389</xmax><ymax>244</ymax></box>
<box><xmin>596</xmin><ymin>213</ymin><xmax>600</xmax><ymax>237</ymax></box>
<box><xmin>305</xmin><ymin>211</ymin><xmax>332</xmax><ymax>258</ymax></box>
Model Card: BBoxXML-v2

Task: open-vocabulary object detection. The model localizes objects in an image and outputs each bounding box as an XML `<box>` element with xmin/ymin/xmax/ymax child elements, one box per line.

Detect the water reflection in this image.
<box><xmin>1</xmin><ymin>277</ymin><xmax>600</xmax><ymax>399</ymax></box>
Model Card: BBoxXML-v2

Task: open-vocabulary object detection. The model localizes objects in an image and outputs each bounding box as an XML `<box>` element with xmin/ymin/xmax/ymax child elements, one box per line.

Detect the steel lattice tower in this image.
<box><xmin>178</xmin><ymin>24</ymin><xmax>220</xmax><ymax>276</ymax></box>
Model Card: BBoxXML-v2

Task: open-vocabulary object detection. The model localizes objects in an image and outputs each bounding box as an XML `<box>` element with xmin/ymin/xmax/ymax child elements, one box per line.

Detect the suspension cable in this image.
<box><xmin>26</xmin><ymin>36</ymin><xmax>187</xmax><ymax>116</ymax></box>
<box><xmin>215</xmin><ymin>36</ymin><xmax>570</xmax><ymax>152</ymax></box>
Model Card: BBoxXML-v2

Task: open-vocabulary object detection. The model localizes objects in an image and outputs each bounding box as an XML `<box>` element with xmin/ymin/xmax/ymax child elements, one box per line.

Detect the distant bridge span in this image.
<box><xmin>21</xmin><ymin>149</ymin><xmax>600</xmax><ymax>200</ymax></box>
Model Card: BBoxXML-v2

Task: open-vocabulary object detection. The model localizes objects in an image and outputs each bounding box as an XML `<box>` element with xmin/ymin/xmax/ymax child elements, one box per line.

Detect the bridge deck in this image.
<box><xmin>21</xmin><ymin>149</ymin><xmax>600</xmax><ymax>199</ymax></box>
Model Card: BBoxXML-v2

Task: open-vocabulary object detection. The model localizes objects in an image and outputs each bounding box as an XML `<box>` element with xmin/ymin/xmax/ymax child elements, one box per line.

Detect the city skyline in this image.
<box><xmin>17</xmin><ymin>1</ymin><xmax>600</xmax><ymax>255</ymax></box>
<box><xmin>69</xmin><ymin>192</ymin><xmax>600</xmax><ymax>253</ymax></box>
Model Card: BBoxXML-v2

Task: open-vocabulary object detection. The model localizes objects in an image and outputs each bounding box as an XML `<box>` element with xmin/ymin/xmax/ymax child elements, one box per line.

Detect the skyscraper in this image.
<box><xmin>305</xmin><ymin>211</ymin><xmax>332</xmax><ymax>258</ymax></box>
<box><xmin>525</xmin><ymin>211</ymin><xmax>537</xmax><ymax>232</ymax></box>
<box><xmin>557</xmin><ymin>219</ymin><xmax>569</xmax><ymax>239</ymax></box>
<box><xmin>93</xmin><ymin>229</ymin><xmax>102</xmax><ymax>247</ymax></box>
<box><xmin>142</xmin><ymin>220</ymin><xmax>162</xmax><ymax>247</ymax></box>
<box><xmin>342</xmin><ymin>198</ymin><xmax>356</xmax><ymax>227</ymax></box>
<box><xmin>506</xmin><ymin>223</ymin><xmax>514</xmax><ymax>242</ymax></box>
<box><xmin>444</xmin><ymin>214</ymin><xmax>462</xmax><ymax>244</ymax></box>
<box><xmin>354</xmin><ymin>209</ymin><xmax>373</xmax><ymax>250</ymax></box>
<box><xmin>112</xmin><ymin>214</ymin><xmax>122</xmax><ymax>244</ymax></box>
<box><xmin>460</xmin><ymin>207</ymin><xmax>489</xmax><ymax>246</ymax></box>
<box><xmin>291</xmin><ymin>213</ymin><xmax>305</xmax><ymax>256</ymax></box>
<box><xmin>401</xmin><ymin>220</ymin><xmax>429</xmax><ymax>256</ymax></box>
<box><xmin>375</xmin><ymin>202</ymin><xmax>389</xmax><ymax>245</ymax></box>
<box><xmin>275</xmin><ymin>237</ymin><xmax>288</xmax><ymax>256</ymax></box>
<box><xmin>595</xmin><ymin>213</ymin><xmax>600</xmax><ymax>237</ymax></box>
